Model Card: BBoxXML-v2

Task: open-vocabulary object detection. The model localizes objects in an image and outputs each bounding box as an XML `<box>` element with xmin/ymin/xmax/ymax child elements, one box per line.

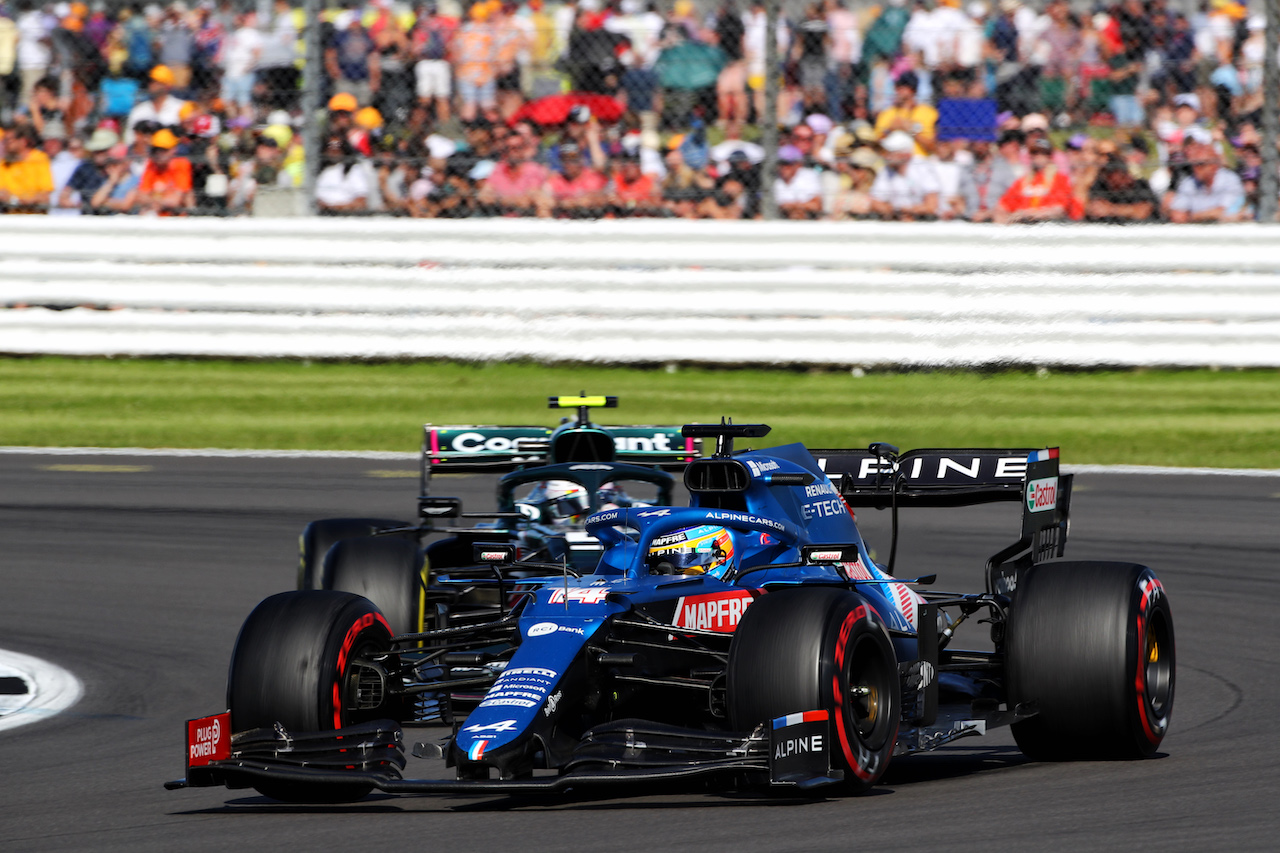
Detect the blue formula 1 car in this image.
<box><xmin>168</xmin><ymin>423</ymin><xmax>1175</xmax><ymax>803</ymax></box>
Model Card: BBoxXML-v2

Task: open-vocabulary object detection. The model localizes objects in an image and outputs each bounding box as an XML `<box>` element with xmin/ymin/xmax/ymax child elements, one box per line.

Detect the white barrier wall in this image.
<box><xmin>2</xmin><ymin>218</ymin><xmax>1279</xmax><ymax>367</ymax></box>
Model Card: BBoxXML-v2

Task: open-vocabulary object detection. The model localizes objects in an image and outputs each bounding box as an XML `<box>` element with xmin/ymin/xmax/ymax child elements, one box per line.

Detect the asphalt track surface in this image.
<box><xmin>0</xmin><ymin>452</ymin><xmax>1275</xmax><ymax>851</ymax></box>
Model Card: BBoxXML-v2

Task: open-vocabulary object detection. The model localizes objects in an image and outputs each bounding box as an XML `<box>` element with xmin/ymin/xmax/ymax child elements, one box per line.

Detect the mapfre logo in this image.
<box><xmin>1026</xmin><ymin>477</ymin><xmax>1058</xmax><ymax>513</ymax></box>
<box><xmin>672</xmin><ymin>590</ymin><xmax>755</xmax><ymax>632</ymax></box>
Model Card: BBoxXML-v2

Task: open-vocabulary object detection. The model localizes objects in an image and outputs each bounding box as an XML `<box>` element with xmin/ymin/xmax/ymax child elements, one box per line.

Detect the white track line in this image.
<box><xmin>0</xmin><ymin>446</ymin><xmax>1278</xmax><ymax>476</ymax></box>
<box><xmin>0</xmin><ymin>649</ymin><xmax>83</xmax><ymax>733</ymax></box>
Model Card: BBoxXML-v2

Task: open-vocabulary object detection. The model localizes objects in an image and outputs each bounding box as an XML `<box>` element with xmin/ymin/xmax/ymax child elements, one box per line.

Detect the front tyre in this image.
<box><xmin>1006</xmin><ymin>561</ymin><xmax>1175</xmax><ymax>760</ymax></box>
<box><xmin>227</xmin><ymin>590</ymin><xmax>396</xmax><ymax>802</ymax></box>
<box><xmin>727</xmin><ymin>587</ymin><xmax>899</xmax><ymax>792</ymax></box>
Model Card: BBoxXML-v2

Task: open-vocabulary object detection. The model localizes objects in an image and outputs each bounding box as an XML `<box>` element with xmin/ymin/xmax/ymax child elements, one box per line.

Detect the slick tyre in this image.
<box><xmin>298</xmin><ymin>518</ymin><xmax>411</xmax><ymax>590</ymax></box>
<box><xmin>323</xmin><ymin>535</ymin><xmax>429</xmax><ymax>637</ymax></box>
<box><xmin>1006</xmin><ymin>562</ymin><xmax>1175</xmax><ymax>760</ymax></box>
<box><xmin>227</xmin><ymin>590</ymin><xmax>395</xmax><ymax>802</ymax></box>
<box><xmin>727</xmin><ymin>587</ymin><xmax>898</xmax><ymax>792</ymax></box>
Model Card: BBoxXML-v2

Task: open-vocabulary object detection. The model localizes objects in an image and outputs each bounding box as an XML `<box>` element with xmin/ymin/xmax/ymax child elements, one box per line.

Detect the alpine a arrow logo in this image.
<box><xmin>463</xmin><ymin>719</ymin><xmax>519</xmax><ymax>734</ymax></box>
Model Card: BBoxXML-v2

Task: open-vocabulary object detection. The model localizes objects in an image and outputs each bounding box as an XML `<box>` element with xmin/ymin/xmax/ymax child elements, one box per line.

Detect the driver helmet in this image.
<box><xmin>647</xmin><ymin>525</ymin><xmax>736</xmax><ymax>578</ymax></box>
<box><xmin>521</xmin><ymin>480</ymin><xmax>590</xmax><ymax>528</ymax></box>
<box><xmin>596</xmin><ymin>481</ymin><xmax>638</xmax><ymax>510</ymax></box>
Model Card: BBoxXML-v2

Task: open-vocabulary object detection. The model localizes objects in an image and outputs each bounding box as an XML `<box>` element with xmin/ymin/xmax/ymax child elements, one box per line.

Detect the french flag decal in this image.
<box><xmin>1028</xmin><ymin>448</ymin><xmax>1059</xmax><ymax>463</ymax></box>
<box><xmin>467</xmin><ymin>740</ymin><xmax>489</xmax><ymax>761</ymax></box>
<box><xmin>771</xmin><ymin>710</ymin><xmax>830</xmax><ymax>729</ymax></box>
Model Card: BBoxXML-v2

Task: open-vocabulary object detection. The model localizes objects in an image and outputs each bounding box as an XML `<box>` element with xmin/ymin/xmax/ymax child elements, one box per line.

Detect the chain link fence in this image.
<box><xmin>0</xmin><ymin>0</ymin><xmax>1276</xmax><ymax>221</ymax></box>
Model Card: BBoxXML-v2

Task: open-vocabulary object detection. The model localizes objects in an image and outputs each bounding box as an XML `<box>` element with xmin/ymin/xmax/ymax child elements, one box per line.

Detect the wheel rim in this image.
<box><xmin>846</xmin><ymin>634</ymin><xmax>894</xmax><ymax>749</ymax></box>
<box><xmin>1143</xmin><ymin>609</ymin><xmax>1173</xmax><ymax>717</ymax></box>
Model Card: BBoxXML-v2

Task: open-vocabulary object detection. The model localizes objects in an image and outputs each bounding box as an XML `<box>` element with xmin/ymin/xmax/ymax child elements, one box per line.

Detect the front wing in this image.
<box><xmin>166</xmin><ymin>716</ymin><xmax>847</xmax><ymax>795</ymax></box>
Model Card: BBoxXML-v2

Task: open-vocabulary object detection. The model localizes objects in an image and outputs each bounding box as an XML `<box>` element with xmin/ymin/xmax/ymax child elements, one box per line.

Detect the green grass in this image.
<box><xmin>1</xmin><ymin>358</ymin><xmax>1278</xmax><ymax>468</ymax></box>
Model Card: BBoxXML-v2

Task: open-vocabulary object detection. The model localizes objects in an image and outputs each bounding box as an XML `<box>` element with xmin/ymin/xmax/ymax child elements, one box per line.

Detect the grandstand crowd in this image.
<box><xmin>0</xmin><ymin>0</ymin><xmax>1272</xmax><ymax>220</ymax></box>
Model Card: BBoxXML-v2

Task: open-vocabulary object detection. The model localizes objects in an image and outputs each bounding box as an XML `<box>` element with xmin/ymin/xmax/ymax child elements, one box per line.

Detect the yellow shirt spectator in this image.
<box><xmin>874</xmin><ymin>103</ymin><xmax>938</xmax><ymax>158</ymax></box>
<box><xmin>0</xmin><ymin>146</ymin><xmax>54</xmax><ymax>212</ymax></box>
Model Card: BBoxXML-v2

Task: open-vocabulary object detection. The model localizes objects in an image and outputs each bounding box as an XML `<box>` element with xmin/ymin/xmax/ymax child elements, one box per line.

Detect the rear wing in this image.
<box><xmin>423</xmin><ymin>425</ymin><xmax>699</xmax><ymax>474</ymax></box>
<box><xmin>812</xmin><ymin>447</ymin><xmax>1033</xmax><ymax>508</ymax></box>
<box><xmin>810</xmin><ymin>446</ymin><xmax>1071</xmax><ymax>593</ymax></box>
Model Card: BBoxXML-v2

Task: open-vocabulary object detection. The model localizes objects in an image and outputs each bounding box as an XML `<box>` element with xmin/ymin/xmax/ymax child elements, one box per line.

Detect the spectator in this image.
<box><xmin>220</xmin><ymin>11</ymin><xmax>261</xmax><ymax>121</ymax></box>
<box><xmin>1065</xmin><ymin>133</ymin><xmax>1100</xmax><ymax>214</ymax></box>
<box><xmin>773</xmin><ymin>143</ymin><xmax>822</xmax><ymax>219</ymax></box>
<box><xmin>24</xmin><ymin>74</ymin><xmax>66</xmax><ymax>140</ymax></box>
<box><xmin>548</xmin><ymin>105</ymin><xmax>608</xmax><ymax>171</ymax></box>
<box><xmin>369</xmin><ymin>0</ymin><xmax>416</xmax><ymax>124</ymax></box>
<box><xmin>931</xmin><ymin>136</ymin><xmax>966</xmax><ymax>219</ymax></box>
<box><xmin>792</xmin><ymin>2</ymin><xmax>829</xmax><ymax>117</ymax></box>
<box><xmin>0</xmin><ymin>123</ymin><xmax>52</xmax><ymax>212</ymax></box>
<box><xmin>862</xmin><ymin>0</ymin><xmax>910</xmax><ymax>68</ymax></box>
<box><xmin>123</xmin><ymin>126</ymin><xmax>193</xmax><ymax>214</ymax></box>
<box><xmin>326</xmin><ymin>10</ymin><xmax>379</xmax><ymax>112</ymax></box>
<box><xmin>15</xmin><ymin>0</ymin><xmax>50</xmax><ymax>106</ymax></box>
<box><xmin>655</xmin><ymin>23</ymin><xmax>725</xmax><ymax>129</ymax></box>
<box><xmin>660</xmin><ymin>135</ymin><xmax>714</xmax><ymax>217</ymax></box>
<box><xmin>1034</xmin><ymin>0</ymin><xmax>1080</xmax><ymax>121</ymax></box>
<box><xmin>996</xmin><ymin>136</ymin><xmax>1077</xmax><ymax>223</ymax></box>
<box><xmin>1086</xmin><ymin>156</ymin><xmax>1158</xmax><ymax>223</ymax></box>
<box><xmin>607</xmin><ymin>0</ymin><xmax>664</xmax><ymax>115</ymax></box>
<box><xmin>608</xmin><ymin>149</ymin><xmax>663</xmax><ymax>216</ymax></box>
<box><xmin>787</xmin><ymin>121</ymin><xmax>819</xmax><ymax>166</ymax></box>
<box><xmin>125</xmin><ymin>64</ymin><xmax>186</xmax><ymax>144</ymax></box>
<box><xmin>874</xmin><ymin>70</ymin><xmax>936</xmax><ymax>156</ymax></box>
<box><xmin>699</xmin><ymin>149</ymin><xmax>757</xmax><ymax>218</ymax></box>
<box><xmin>411</xmin><ymin>1</ymin><xmax>455</xmax><ymax>124</ymax></box>
<box><xmin>62</xmin><ymin>126</ymin><xmax>117</xmax><ymax>210</ymax></box>
<box><xmin>315</xmin><ymin>132</ymin><xmax>370</xmax><ymax>214</ymax></box>
<box><xmin>157</xmin><ymin>3</ymin><xmax>193</xmax><ymax>92</ymax></box>
<box><xmin>870</xmin><ymin>129</ymin><xmax>939</xmax><ymax>220</ymax></box>
<box><xmin>452</xmin><ymin>2</ymin><xmax>498</xmax><ymax>123</ymax></box>
<box><xmin>827</xmin><ymin>147</ymin><xmax>878</xmax><ymax>219</ymax></box>
<box><xmin>545</xmin><ymin>142</ymin><xmax>606</xmax><ymax>217</ymax></box>
<box><xmin>85</xmin><ymin>4</ymin><xmax>114</xmax><ymax>53</ymax></box>
<box><xmin>120</xmin><ymin>5</ymin><xmax>160</xmax><ymax>81</ymax></box>
<box><xmin>1108</xmin><ymin>38</ymin><xmax>1144</xmax><ymax>128</ymax></box>
<box><xmin>712</xmin><ymin>0</ymin><xmax>747</xmax><ymax>133</ymax></box>
<box><xmin>742</xmin><ymin>0</ymin><xmax>787</xmax><ymax>121</ymax></box>
<box><xmin>1168</xmin><ymin>140</ymin><xmax>1245</xmax><ymax>223</ymax></box>
<box><xmin>88</xmin><ymin>142</ymin><xmax>140</xmax><ymax>213</ymax></box>
<box><xmin>47</xmin><ymin>131</ymin><xmax>84</xmax><ymax>215</ymax></box>
<box><xmin>710</xmin><ymin>123</ymin><xmax>763</xmax><ymax>174</ymax></box>
<box><xmin>960</xmin><ymin>133</ymin><xmax>1019</xmax><ymax>222</ymax></box>
<box><xmin>478</xmin><ymin>131</ymin><xmax>549</xmax><ymax>215</ymax></box>
<box><xmin>257</xmin><ymin>0</ymin><xmax>300</xmax><ymax>111</ymax></box>
<box><xmin>824</xmin><ymin>0</ymin><xmax>860</xmax><ymax>121</ymax></box>
<box><xmin>327</xmin><ymin>90</ymin><xmax>358</xmax><ymax>137</ymax></box>
<box><xmin>0</xmin><ymin>10</ymin><xmax>15</xmax><ymax>119</ymax></box>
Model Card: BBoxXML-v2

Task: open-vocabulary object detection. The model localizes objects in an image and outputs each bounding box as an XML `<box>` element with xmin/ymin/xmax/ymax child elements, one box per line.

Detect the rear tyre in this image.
<box><xmin>227</xmin><ymin>590</ymin><xmax>395</xmax><ymax>802</ymax></box>
<box><xmin>323</xmin><ymin>536</ymin><xmax>428</xmax><ymax>637</ymax></box>
<box><xmin>727</xmin><ymin>588</ymin><xmax>898</xmax><ymax>792</ymax></box>
<box><xmin>298</xmin><ymin>517</ymin><xmax>412</xmax><ymax>590</ymax></box>
<box><xmin>1006</xmin><ymin>561</ymin><xmax>1175</xmax><ymax>760</ymax></box>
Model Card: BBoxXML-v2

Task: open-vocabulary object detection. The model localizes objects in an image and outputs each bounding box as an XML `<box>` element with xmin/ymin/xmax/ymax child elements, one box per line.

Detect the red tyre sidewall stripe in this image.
<box><xmin>1133</xmin><ymin>576</ymin><xmax>1165</xmax><ymax>745</ymax></box>
<box><xmin>331</xmin><ymin>610</ymin><xmax>392</xmax><ymax>730</ymax></box>
<box><xmin>832</xmin><ymin>604</ymin><xmax>878</xmax><ymax>782</ymax></box>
